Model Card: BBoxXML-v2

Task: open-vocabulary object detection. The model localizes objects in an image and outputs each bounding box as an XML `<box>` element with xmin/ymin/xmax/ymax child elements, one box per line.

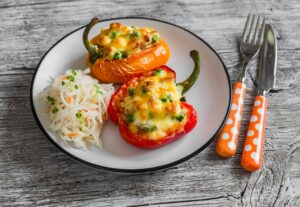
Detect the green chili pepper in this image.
<box><xmin>176</xmin><ymin>50</ymin><xmax>201</xmax><ymax>95</ymax></box>
<box><xmin>83</xmin><ymin>18</ymin><xmax>101</xmax><ymax>63</ymax></box>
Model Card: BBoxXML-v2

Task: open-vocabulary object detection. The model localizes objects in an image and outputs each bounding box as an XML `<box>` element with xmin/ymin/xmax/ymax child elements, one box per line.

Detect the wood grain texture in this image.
<box><xmin>0</xmin><ymin>0</ymin><xmax>299</xmax><ymax>206</ymax></box>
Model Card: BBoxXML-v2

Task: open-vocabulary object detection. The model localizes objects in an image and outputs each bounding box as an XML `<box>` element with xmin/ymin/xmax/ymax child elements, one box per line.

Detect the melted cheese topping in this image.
<box><xmin>91</xmin><ymin>22</ymin><xmax>160</xmax><ymax>60</ymax></box>
<box><xmin>116</xmin><ymin>69</ymin><xmax>187</xmax><ymax>140</ymax></box>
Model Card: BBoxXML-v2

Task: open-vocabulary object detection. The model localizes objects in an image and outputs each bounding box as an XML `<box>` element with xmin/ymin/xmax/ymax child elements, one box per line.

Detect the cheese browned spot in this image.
<box><xmin>116</xmin><ymin>69</ymin><xmax>188</xmax><ymax>140</ymax></box>
<box><xmin>91</xmin><ymin>23</ymin><xmax>161</xmax><ymax>60</ymax></box>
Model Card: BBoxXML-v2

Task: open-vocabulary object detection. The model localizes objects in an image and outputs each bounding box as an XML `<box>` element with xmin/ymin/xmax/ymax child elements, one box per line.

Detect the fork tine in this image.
<box><xmin>257</xmin><ymin>18</ymin><xmax>266</xmax><ymax>45</ymax></box>
<box><xmin>242</xmin><ymin>14</ymin><xmax>252</xmax><ymax>42</ymax></box>
<box><xmin>246</xmin><ymin>15</ymin><xmax>256</xmax><ymax>43</ymax></box>
<box><xmin>252</xmin><ymin>16</ymin><xmax>261</xmax><ymax>43</ymax></box>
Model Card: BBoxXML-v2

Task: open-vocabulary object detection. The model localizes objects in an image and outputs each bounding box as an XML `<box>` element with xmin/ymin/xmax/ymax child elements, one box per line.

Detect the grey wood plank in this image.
<box><xmin>0</xmin><ymin>0</ymin><xmax>299</xmax><ymax>206</ymax></box>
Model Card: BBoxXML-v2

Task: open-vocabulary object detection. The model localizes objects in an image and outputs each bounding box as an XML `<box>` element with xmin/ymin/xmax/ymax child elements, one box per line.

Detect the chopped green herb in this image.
<box><xmin>126</xmin><ymin>114</ymin><xmax>135</xmax><ymax>123</ymax></box>
<box><xmin>72</xmin><ymin>69</ymin><xmax>77</xmax><ymax>76</ymax></box>
<box><xmin>47</xmin><ymin>96</ymin><xmax>55</xmax><ymax>105</ymax></box>
<box><xmin>110</xmin><ymin>31</ymin><xmax>119</xmax><ymax>39</ymax></box>
<box><xmin>67</xmin><ymin>75</ymin><xmax>75</xmax><ymax>82</ymax></box>
<box><xmin>175</xmin><ymin>114</ymin><xmax>185</xmax><ymax>122</ymax></box>
<box><xmin>79</xmin><ymin>127</ymin><xmax>83</xmax><ymax>131</ymax></box>
<box><xmin>94</xmin><ymin>84</ymin><xmax>103</xmax><ymax>94</ymax></box>
<box><xmin>131</xmin><ymin>25</ymin><xmax>138</xmax><ymax>29</ymax></box>
<box><xmin>151</xmin><ymin>35</ymin><xmax>159</xmax><ymax>44</ymax></box>
<box><xmin>74</xmin><ymin>85</ymin><xmax>79</xmax><ymax>89</ymax></box>
<box><xmin>51</xmin><ymin>107</ymin><xmax>59</xmax><ymax>113</ymax></box>
<box><xmin>61</xmin><ymin>81</ymin><xmax>65</xmax><ymax>86</ymax></box>
<box><xmin>154</xmin><ymin>69</ymin><xmax>162</xmax><ymax>75</ymax></box>
<box><xmin>76</xmin><ymin>112</ymin><xmax>82</xmax><ymax>119</ymax></box>
<box><xmin>128</xmin><ymin>88</ymin><xmax>135</xmax><ymax>97</ymax></box>
<box><xmin>113</xmin><ymin>52</ymin><xmax>122</xmax><ymax>60</ymax></box>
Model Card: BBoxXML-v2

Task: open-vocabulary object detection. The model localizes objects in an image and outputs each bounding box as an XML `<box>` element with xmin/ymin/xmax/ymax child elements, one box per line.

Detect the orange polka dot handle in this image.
<box><xmin>241</xmin><ymin>95</ymin><xmax>267</xmax><ymax>172</ymax></box>
<box><xmin>215</xmin><ymin>82</ymin><xmax>246</xmax><ymax>158</ymax></box>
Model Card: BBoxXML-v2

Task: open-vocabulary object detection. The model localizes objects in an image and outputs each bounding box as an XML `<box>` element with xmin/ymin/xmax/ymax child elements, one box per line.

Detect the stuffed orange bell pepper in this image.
<box><xmin>108</xmin><ymin>50</ymin><xmax>200</xmax><ymax>149</ymax></box>
<box><xmin>83</xmin><ymin>18</ymin><xmax>170</xmax><ymax>83</ymax></box>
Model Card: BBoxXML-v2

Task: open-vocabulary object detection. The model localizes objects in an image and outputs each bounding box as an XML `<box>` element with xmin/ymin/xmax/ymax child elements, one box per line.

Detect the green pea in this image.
<box><xmin>154</xmin><ymin>69</ymin><xmax>162</xmax><ymax>75</ymax></box>
<box><xmin>151</xmin><ymin>35</ymin><xmax>159</xmax><ymax>44</ymax></box>
<box><xmin>161</xmin><ymin>97</ymin><xmax>168</xmax><ymax>102</ymax></box>
<box><xmin>110</xmin><ymin>31</ymin><xmax>119</xmax><ymax>39</ymax></box>
<box><xmin>126</xmin><ymin>114</ymin><xmax>135</xmax><ymax>123</ymax></box>
<box><xmin>130</xmin><ymin>30</ymin><xmax>140</xmax><ymax>39</ymax></box>
<box><xmin>128</xmin><ymin>88</ymin><xmax>135</xmax><ymax>97</ymax></box>
<box><xmin>113</xmin><ymin>52</ymin><xmax>122</xmax><ymax>60</ymax></box>
<box><xmin>175</xmin><ymin>114</ymin><xmax>185</xmax><ymax>122</ymax></box>
<box><xmin>72</xmin><ymin>69</ymin><xmax>77</xmax><ymax>76</ymax></box>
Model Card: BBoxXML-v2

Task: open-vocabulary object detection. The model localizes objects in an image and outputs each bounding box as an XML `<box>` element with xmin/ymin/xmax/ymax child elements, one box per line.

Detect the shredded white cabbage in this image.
<box><xmin>37</xmin><ymin>68</ymin><xmax>114</xmax><ymax>149</ymax></box>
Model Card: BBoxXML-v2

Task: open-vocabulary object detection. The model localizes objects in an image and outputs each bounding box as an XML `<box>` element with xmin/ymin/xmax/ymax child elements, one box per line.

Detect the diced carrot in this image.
<box><xmin>66</xmin><ymin>96</ymin><xmax>72</xmax><ymax>104</ymax></box>
<box><xmin>102</xmin><ymin>113</ymin><xmax>107</xmax><ymax>121</ymax></box>
<box><xmin>66</xmin><ymin>133</ymin><xmax>78</xmax><ymax>138</ymax></box>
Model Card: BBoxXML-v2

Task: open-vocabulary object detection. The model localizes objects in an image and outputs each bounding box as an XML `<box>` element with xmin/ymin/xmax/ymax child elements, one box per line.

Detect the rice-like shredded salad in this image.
<box><xmin>37</xmin><ymin>69</ymin><xmax>114</xmax><ymax>149</ymax></box>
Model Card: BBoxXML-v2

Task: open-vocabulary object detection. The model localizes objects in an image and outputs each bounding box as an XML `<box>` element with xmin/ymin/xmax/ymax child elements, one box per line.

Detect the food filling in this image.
<box><xmin>115</xmin><ymin>69</ymin><xmax>188</xmax><ymax>140</ymax></box>
<box><xmin>91</xmin><ymin>22</ymin><xmax>161</xmax><ymax>60</ymax></box>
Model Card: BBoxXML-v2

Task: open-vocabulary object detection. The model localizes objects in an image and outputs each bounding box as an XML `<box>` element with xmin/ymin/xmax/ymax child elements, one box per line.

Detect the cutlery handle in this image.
<box><xmin>241</xmin><ymin>95</ymin><xmax>267</xmax><ymax>172</ymax></box>
<box><xmin>215</xmin><ymin>82</ymin><xmax>246</xmax><ymax>158</ymax></box>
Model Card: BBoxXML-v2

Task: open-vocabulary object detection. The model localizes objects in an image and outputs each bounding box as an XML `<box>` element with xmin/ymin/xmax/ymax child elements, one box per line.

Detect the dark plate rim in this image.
<box><xmin>30</xmin><ymin>16</ymin><xmax>232</xmax><ymax>173</ymax></box>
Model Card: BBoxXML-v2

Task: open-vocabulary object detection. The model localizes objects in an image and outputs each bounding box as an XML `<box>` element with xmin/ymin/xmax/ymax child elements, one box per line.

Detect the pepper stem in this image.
<box><xmin>83</xmin><ymin>17</ymin><xmax>101</xmax><ymax>63</ymax></box>
<box><xmin>177</xmin><ymin>50</ymin><xmax>201</xmax><ymax>95</ymax></box>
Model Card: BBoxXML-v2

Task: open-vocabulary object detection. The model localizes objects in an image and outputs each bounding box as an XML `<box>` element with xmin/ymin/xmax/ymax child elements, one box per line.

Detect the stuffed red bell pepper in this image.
<box><xmin>108</xmin><ymin>50</ymin><xmax>201</xmax><ymax>149</ymax></box>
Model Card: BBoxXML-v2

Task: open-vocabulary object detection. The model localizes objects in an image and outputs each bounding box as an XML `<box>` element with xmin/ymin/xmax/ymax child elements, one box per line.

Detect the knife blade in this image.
<box><xmin>257</xmin><ymin>24</ymin><xmax>277</xmax><ymax>95</ymax></box>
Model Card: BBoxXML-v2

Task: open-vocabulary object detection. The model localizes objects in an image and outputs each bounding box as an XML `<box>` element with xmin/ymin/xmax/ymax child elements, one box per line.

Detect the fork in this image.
<box><xmin>215</xmin><ymin>14</ymin><xmax>265</xmax><ymax>158</ymax></box>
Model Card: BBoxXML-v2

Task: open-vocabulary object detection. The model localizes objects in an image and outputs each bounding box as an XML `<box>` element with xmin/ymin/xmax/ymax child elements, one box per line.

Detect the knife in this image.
<box><xmin>241</xmin><ymin>24</ymin><xmax>277</xmax><ymax>172</ymax></box>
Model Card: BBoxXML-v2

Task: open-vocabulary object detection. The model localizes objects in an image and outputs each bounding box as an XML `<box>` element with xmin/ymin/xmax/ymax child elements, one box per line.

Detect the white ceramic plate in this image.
<box><xmin>31</xmin><ymin>17</ymin><xmax>231</xmax><ymax>173</ymax></box>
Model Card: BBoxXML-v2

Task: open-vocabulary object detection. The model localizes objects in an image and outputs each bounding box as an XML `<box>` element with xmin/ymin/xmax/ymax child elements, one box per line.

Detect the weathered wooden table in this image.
<box><xmin>1</xmin><ymin>0</ymin><xmax>299</xmax><ymax>206</ymax></box>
